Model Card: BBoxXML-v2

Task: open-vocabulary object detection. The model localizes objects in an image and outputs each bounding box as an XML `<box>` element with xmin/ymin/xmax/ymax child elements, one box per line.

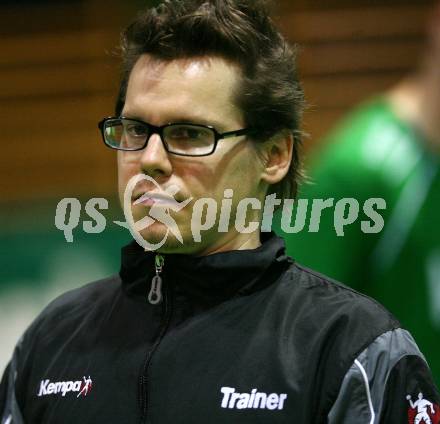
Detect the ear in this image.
<box><xmin>259</xmin><ymin>131</ymin><xmax>293</xmax><ymax>185</ymax></box>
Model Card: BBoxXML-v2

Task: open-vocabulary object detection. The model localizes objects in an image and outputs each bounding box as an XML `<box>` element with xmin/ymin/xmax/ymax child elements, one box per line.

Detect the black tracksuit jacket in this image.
<box><xmin>1</xmin><ymin>235</ymin><xmax>439</xmax><ymax>423</ymax></box>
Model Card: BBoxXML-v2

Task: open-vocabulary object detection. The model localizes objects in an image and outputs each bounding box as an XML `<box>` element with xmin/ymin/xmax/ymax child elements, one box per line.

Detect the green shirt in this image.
<box><xmin>274</xmin><ymin>98</ymin><xmax>440</xmax><ymax>384</ymax></box>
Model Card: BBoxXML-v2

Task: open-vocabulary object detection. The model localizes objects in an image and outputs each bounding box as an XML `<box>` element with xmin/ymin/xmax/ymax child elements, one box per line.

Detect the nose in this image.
<box><xmin>139</xmin><ymin>132</ymin><xmax>173</xmax><ymax>178</ymax></box>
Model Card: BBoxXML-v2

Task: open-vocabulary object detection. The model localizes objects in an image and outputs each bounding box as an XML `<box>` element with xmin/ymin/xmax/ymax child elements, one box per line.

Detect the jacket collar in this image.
<box><xmin>120</xmin><ymin>233</ymin><xmax>292</xmax><ymax>303</ymax></box>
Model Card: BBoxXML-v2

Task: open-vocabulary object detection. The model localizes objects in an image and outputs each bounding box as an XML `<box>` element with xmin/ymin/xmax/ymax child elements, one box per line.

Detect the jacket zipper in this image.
<box><xmin>148</xmin><ymin>255</ymin><xmax>164</xmax><ymax>305</ymax></box>
<box><xmin>139</xmin><ymin>254</ymin><xmax>172</xmax><ymax>423</ymax></box>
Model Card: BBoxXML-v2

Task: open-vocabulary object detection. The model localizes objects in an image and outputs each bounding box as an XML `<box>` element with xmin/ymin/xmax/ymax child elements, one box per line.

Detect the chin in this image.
<box><xmin>137</xmin><ymin>224</ymin><xmax>191</xmax><ymax>254</ymax></box>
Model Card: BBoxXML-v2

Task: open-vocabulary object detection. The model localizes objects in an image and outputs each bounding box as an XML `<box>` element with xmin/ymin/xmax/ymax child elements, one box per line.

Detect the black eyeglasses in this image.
<box><xmin>98</xmin><ymin>117</ymin><xmax>255</xmax><ymax>157</ymax></box>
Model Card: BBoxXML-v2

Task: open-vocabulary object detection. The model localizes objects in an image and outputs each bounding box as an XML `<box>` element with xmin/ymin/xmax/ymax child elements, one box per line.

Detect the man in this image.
<box><xmin>1</xmin><ymin>1</ymin><xmax>439</xmax><ymax>423</ymax></box>
<box><xmin>274</xmin><ymin>2</ymin><xmax>440</xmax><ymax>386</ymax></box>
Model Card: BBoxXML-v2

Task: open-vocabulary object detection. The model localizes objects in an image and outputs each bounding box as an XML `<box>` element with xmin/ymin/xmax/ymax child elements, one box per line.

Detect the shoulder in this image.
<box><xmin>280</xmin><ymin>264</ymin><xmax>440</xmax><ymax>419</ymax></box>
<box><xmin>279</xmin><ymin>263</ymin><xmax>401</xmax><ymax>361</ymax></box>
<box><xmin>22</xmin><ymin>275</ymin><xmax>121</xmax><ymax>344</ymax></box>
<box><xmin>5</xmin><ymin>275</ymin><xmax>122</xmax><ymax>401</ymax></box>
<box><xmin>36</xmin><ymin>274</ymin><xmax>120</xmax><ymax>316</ymax></box>
<box><xmin>320</xmin><ymin>97</ymin><xmax>407</xmax><ymax>157</ymax></box>
<box><xmin>328</xmin><ymin>328</ymin><xmax>440</xmax><ymax>422</ymax></box>
<box><xmin>308</xmin><ymin>98</ymin><xmax>423</xmax><ymax>194</ymax></box>
<box><xmin>288</xmin><ymin>263</ymin><xmax>399</xmax><ymax>326</ymax></box>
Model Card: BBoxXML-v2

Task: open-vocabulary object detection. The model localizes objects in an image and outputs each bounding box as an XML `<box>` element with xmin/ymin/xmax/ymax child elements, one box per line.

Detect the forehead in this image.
<box><xmin>123</xmin><ymin>55</ymin><xmax>244</xmax><ymax>128</ymax></box>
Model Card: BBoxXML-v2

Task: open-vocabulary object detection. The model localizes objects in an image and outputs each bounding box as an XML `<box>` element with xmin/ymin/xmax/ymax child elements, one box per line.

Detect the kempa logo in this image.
<box><xmin>220</xmin><ymin>387</ymin><xmax>287</xmax><ymax>410</ymax></box>
<box><xmin>37</xmin><ymin>376</ymin><xmax>93</xmax><ymax>398</ymax></box>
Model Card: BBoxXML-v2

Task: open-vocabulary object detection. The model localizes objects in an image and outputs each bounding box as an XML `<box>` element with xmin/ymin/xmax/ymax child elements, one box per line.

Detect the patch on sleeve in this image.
<box><xmin>406</xmin><ymin>392</ymin><xmax>440</xmax><ymax>424</ymax></box>
<box><xmin>378</xmin><ymin>354</ymin><xmax>440</xmax><ymax>423</ymax></box>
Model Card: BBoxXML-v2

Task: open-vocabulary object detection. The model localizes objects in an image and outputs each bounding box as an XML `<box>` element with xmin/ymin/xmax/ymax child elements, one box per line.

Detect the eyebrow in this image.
<box><xmin>121</xmin><ymin>113</ymin><xmax>228</xmax><ymax>132</ymax></box>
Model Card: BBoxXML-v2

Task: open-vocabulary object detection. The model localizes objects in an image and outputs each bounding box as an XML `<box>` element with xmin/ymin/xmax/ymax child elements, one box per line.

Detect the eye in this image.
<box><xmin>167</xmin><ymin>125</ymin><xmax>211</xmax><ymax>141</ymax></box>
<box><xmin>125</xmin><ymin>123</ymin><xmax>148</xmax><ymax>138</ymax></box>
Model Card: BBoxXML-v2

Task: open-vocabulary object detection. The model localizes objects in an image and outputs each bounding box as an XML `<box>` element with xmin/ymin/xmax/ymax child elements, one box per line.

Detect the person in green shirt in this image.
<box><xmin>274</xmin><ymin>5</ymin><xmax>440</xmax><ymax>384</ymax></box>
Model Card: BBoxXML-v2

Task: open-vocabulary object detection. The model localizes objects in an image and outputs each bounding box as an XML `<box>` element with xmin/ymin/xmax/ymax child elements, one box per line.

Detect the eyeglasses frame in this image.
<box><xmin>98</xmin><ymin>116</ymin><xmax>255</xmax><ymax>157</ymax></box>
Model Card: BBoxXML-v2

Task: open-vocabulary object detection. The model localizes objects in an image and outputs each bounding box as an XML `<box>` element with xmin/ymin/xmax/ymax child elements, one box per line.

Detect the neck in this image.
<box><xmin>387</xmin><ymin>65</ymin><xmax>440</xmax><ymax>154</ymax></box>
<box><xmin>196</xmin><ymin>231</ymin><xmax>262</xmax><ymax>256</ymax></box>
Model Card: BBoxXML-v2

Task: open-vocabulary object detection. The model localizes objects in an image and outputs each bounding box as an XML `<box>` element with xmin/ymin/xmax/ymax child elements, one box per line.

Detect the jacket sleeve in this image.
<box><xmin>328</xmin><ymin>328</ymin><xmax>440</xmax><ymax>423</ymax></box>
<box><xmin>0</xmin><ymin>341</ymin><xmax>25</xmax><ymax>424</ymax></box>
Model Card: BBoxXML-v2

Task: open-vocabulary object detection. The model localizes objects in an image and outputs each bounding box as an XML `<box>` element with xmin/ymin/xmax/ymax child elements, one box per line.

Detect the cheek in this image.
<box><xmin>234</xmin><ymin>151</ymin><xmax>265</xmax><ymax>198</ymax></box>
<box><xmin>117</xmin><ymin>153</ymin><xmax>139</xmax><ymax>199</ymax></box>
<box><xmin>229</xmin><ymin>147</ymin><xmax>263</xmax><ymax>185</ymax></box>
<box><xmin>173</xmin><ymin>160</ymin><xmax>216</xmax><ymax>196</ymax></box>
<box><xmin>211</xmin><ymin>146</ymin><xmax>263</xmax><ymax>193</ymax></box>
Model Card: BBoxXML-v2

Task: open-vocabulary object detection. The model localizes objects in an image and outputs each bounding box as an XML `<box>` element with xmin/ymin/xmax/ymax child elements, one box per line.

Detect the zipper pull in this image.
<box><xmin>148</xmin><ymin>254</ymin><xmax>164</xmax><ymax>305</ymax></box>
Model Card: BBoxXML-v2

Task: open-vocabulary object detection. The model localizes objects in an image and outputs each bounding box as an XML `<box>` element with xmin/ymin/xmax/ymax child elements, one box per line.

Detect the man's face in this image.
<box><xmin>118</xmin><ymin>55</ymin><xmax>268</xmax><ymax>255</ymax></box>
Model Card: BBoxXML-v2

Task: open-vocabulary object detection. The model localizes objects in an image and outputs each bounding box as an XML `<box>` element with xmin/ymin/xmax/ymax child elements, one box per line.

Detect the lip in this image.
<box><xmin>133</xmin><ymin>192</ymin><xmax>177</xmax><ymax>207</ymax></box>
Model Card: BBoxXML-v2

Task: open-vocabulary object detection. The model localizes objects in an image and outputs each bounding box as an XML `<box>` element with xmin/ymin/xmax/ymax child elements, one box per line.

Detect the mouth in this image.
<box><xmin>133</xmin><ymin>192</ymin><xmax>178</xmax><ymax>207</ymax></box>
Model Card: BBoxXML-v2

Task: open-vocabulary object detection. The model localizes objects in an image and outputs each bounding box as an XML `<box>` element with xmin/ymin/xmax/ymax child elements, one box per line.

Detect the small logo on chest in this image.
<box><xmin>220</xmin><ymin>387</ymin><xmax>287</xmax><ymax>410</ymax></box>
<box><xmin>37</xmin><ymin>376</ymin><xmax>93</xmax><ymax>398</ymax></box>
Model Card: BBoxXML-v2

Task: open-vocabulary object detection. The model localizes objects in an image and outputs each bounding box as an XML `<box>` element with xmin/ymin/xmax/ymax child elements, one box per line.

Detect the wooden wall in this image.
<box><xmin>0</xmin><ymin>0</ymin><xmax>434</xmax><ymax>203</ymax></box>
<box><xmin>277</xmin><ymin>2</ymin><xmax>432</xmax><ymax>143</ymax></box>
